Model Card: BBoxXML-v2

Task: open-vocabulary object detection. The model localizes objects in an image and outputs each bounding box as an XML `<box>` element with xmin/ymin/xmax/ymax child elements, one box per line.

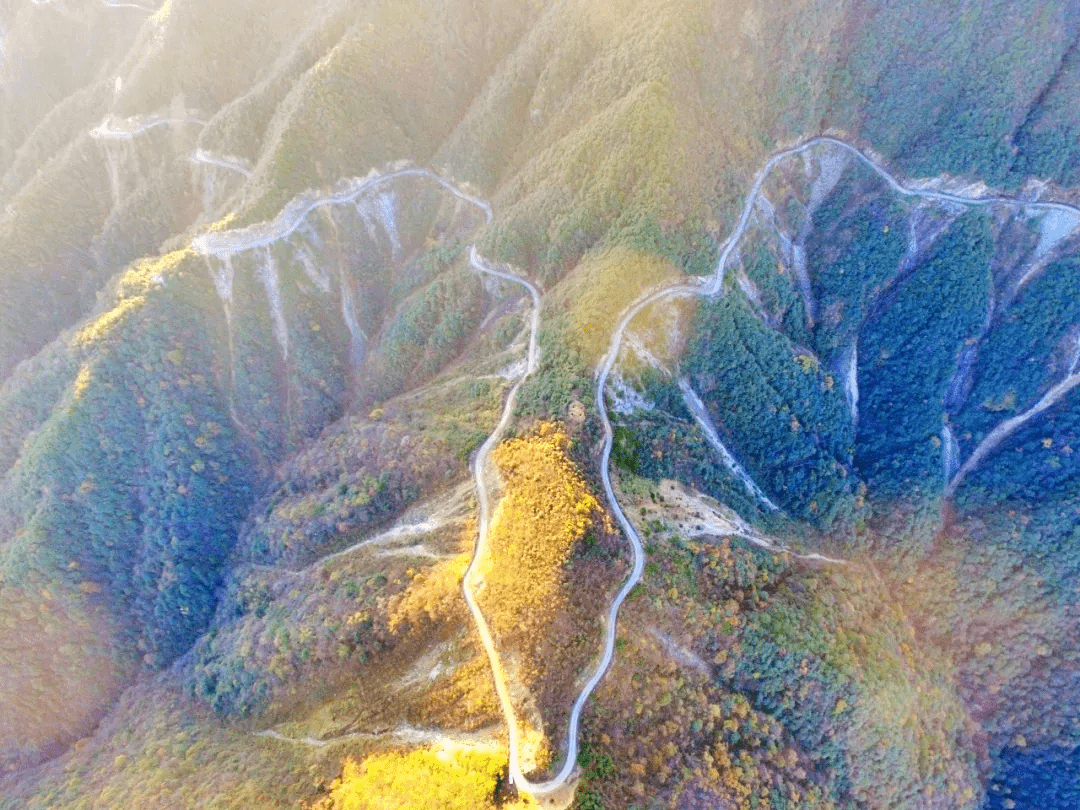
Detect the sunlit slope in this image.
<box><xmin>4</xmin><ymin>0</ymin><xmax>1080</xmax><ymax>804</ymax></box>
<box><xmin>0</xmin><ymin>167</ymin><xmax>495</xmax><ymax>769</ymax></box>
<box><xmin>5</xmin><ymin>0</ymin><xmax>1080</xmax><ymax>381</ymax></box>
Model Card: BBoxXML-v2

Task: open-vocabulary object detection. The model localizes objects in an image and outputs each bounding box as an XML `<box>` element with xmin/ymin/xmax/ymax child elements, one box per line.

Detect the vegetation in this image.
<box><xmin>1</xmin><ymin>252</ymin><xmax>255</xmax><ymax>675</ymax></box>
<box><xmin>549</xmin><ymin>246</ymin><xmax>680</xmax><ymax>362</ymax></box>
<box><xmin>569</xmin><ymin>482</ymin><xmax>989</xmax><ymax>809</ymax></box>
<box><xmin>0</xmin><ymin>581</ymin><xmax>130</xmax><ymax>773</ymax></box>
<box><xmin>188</xmin><ymin>559</ymin><xmax>397</xmax><ymax>719</ymax></box>
<box><xmin>365</xmin><ymin>268</ymin><xmax>489</xmax><ymax>402</ymax></box>
<box><xmin>309</xmin><ymin>747</ymin><xmax>530</xmax><ymax>810</ymax></box>
<box><xmin>855</xmin><ymin>210</ymin><xmax>994</xmax><ymax>491</ymax></box>
<box><xmin>804</xmin><ymin>173</ymin><xmax>909</xmax><ymax>357</ymax></box>
<box><xmin>238</xmin><ymin>372</ymin><xmax>502</xmax><ymax>568</ymax></box>
<box><xmin>0</xmin><ymin>679</ymin><xmax>345</xmax><ymax>809</ymax></box>
<box><xmin>480</xmin><ymin>424</ymin><xmax>600</xmax><ymax>641</ymax></box>
<box><xmin>9</xmin><ymin>0</ymin><xmax>1080</xmax><ymax>804</ymax></box>
<box><xmin>683</xmin><ymin>292</ymin><xmax>855</xmax><ymax>525</ymax></box>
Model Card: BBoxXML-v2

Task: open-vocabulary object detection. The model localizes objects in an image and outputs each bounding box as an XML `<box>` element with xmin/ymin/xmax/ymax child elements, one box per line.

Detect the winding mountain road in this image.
<box><xmin>193</xmin><ymin>165</ymin><xmax>491</xmax><ymax>257</ymax></box>
<box><xmin>211</xmin><ymin>136</ymin><xmax>1080</xmax><ymax>800</ymax></box>
<box><xmin>100</xmin><ymin>0</ymin><xmax>155</xmax><ymax>10</ymax></box>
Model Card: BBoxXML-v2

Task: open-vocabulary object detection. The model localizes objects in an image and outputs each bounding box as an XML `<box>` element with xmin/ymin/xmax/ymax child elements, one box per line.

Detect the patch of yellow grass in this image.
<box><xmin>389</xmin><ymin>520</ymin><xmax>476</xmax><ymax>633</ymax></box>
<box><xmin>624</xmin><ymin>293</ymin><xmax>699</xmax><ymax>371</ymax></box>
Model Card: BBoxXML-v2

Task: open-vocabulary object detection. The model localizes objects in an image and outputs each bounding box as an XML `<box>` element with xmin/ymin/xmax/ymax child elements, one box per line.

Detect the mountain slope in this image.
<box><xmin>3</xmin><ymin>1</ymin><xmax>1080</xmax><ymax>807</ymax></box>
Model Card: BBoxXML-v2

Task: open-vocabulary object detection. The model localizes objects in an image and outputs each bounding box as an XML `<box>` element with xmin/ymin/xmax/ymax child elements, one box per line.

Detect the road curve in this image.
<box><xmin>595</xmin><ymin>134</ymin><xmax>1080</xmax><ymax>545</ymax></box>
<box><xmin>192</xmin><ymin>148</ymin><xmax>252</xmax><ymax>178</ymax></box>
<box><xmin>193</xmin><ymin>165</ymin><xmax>491</xmax><ymax>256</ymax></box>
<box><xmin>100</xmin><ymin>0</ymin><xmax>155</xmax><ymax>10</ymax></box>
<box><xmin>91</xmin><ymin>114</ymin><xmax>206</xmax><ymax>139</ymax></box>
<box><xmin>584</xmin><ymin>139</ymin><xmax>1080</xmax><ymax>803</ymax></box>
<box><xmin>459</xmin><ymin>247</ymin><xmax>570</xmax><ymax>793</ymax></box>
<box><xmin>198</xmin><ymin>138</ymin><xmax>1080</xmax><ymax>799</ymax></box>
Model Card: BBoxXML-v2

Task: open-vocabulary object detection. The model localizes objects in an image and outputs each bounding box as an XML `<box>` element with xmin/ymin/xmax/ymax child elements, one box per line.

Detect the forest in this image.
<box><xmin>5</xmin><ymin>0</ymin><xmax>1080</xmax><ymax>807</ymax></box>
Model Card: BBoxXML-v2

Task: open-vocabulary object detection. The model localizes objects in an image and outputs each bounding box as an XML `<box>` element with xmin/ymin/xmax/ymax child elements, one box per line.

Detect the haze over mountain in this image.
<box><xmin>2</xmin><ymin>1</ymin><xmax>1080</xmax><ymax>808</ymax></box>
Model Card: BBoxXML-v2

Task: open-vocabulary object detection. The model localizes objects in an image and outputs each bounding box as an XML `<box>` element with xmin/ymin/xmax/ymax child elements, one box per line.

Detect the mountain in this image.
<box><xmin>2</xmin><ymin>1</ymin><xmax>1080</xmax><ymax>808</ymax></box>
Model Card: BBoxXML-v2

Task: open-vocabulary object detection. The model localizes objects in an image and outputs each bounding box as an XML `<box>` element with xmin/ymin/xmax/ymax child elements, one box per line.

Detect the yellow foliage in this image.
<box><xmin>205</xmin><ymin>211</ymin><xmax>238</xmax><ymax>234</ymax></box>
<box><xmin>389</xmin><ymin>552</ymin><xmax>469</xmax><ymax>633</ymax></box>
<box><xmin>74</xmin><ymin>250</ymin><xmax>192</xmax><ymax>349</ymax></box>
<box><xmin>0</xmin><ymin>584</ymin><xmax>128</xmax><ymax>768</ymax></box>
<box><xmin>480</xmin><ymin>424</ymin><xmax>600</xmax><ymax>638</ymax></box>
<box><xmin>310</xmin><ymin>747</ymin><xmax>507</xmax><ymax>810</ymax></box>
<box><xmin>72</xmin><ymin>364</ymin><xmax>93</xmax><ymax>400</ymax></box>
<box><xmin>420</xmin><ymin>651</ymin><xmax>501</xmax><ymax>729</ymax></box>
<box><xmin>73</xmin><ymin>297</ymin><xmax>144</xmax><ymax>349</ymax></box>
<box><xmin>389</xmin><ymin>521</ymin><xmax>476</xmax><ymax>633</ymax></box>
<box><xmin>115</xmin><ymin>249</ymin><xmax>190</xmax><ymax>299</ymax></box>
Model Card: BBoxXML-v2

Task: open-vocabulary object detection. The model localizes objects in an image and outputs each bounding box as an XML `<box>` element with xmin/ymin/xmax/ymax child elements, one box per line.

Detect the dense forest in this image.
<box><xmin>3</xmin><ymin>0</ymin><xmax>1080</xmax><ymax>808</ymax></box>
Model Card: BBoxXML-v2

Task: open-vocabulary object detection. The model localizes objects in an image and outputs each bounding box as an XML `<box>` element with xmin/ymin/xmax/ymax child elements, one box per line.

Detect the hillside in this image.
<box><xmin>2</xmin><ymin>1</ymin><xmax>1080</xmax><ymax>808</ymax></box>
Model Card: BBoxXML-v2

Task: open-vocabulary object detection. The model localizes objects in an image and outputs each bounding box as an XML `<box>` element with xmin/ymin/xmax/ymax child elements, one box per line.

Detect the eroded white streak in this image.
<box><xmin>101</xmin><ymin>0</ymin><xmax>155</xmax><ymax>10</ymax></box>
<box><xmin>339</xmin><ymin>271</ymin><xmax>366</xmax><ymax>365</ymax></box>
<box><xmin>678</xmin><ymin>379</ymin><xmax>780</xmax><ymax>512</ymax></box>
<box><xmin>256</xmin><ymin>247</ymin><xmax>289</xmax><ymax>359</ymax></box>
<box><xmin>192</xmin><ymin>148</ymin><xmax>252</xmax><ymax>178</ymax></box>
<box><xmin>376</xmin><ymin>191</ymin><xmax>400</xmax><ymax>256</ymax></box>
<box><xmin>205</xmin><ymin>254</ymin><xmax>234</xmax><ymax>307</ymax></box>
<box><xmin>942</xmin><ymin>423</ymin><xmax>960</xmax><ymax>482</ymax></box>
<box><xmin>647</xmin><ymin>627</ymin><xmax>711</xmax><ymax>678</ymax></box>
<box><xmin>947</xmin><ymin>333</ymin><xmax>1080</xmax><ymax>495</ymax></box>
<box><xmin>294</xmin><ymin>243</ymin><xmax>331</xmax><ymax>293</ymax></box>
<box><xmin>1015</xmin><ymin>207</ymin><xmax>1080</xmax><ymax>291</ymax></box>
<box><xmin>791</xmin><ymin>241</ymin><xmax>815</xmax><ymax>327</ymax></box>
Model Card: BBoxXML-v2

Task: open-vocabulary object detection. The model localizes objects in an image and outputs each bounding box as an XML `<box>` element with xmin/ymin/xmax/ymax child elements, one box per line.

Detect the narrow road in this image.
<box><xmin>583</xmin><ymin>139</ymin><xmax>1080</xmax><ymax>801</ymax></box>
<box><xmin>256</xmin><ymin>724</ymin><xmax>503</xmax><ymax>753</ymax></box>
<box><xmin>595</xmin><ymin>135</ymin><xmax>1080</xmax><ymax>533</ymax></box>
<box><xmin>458</xmin><ymin>246</ymin><xmax>567</xmax><ymax>794</ymax></box>
<box><xmin>91</xmin><ymin>114</ymin><xmax>206</xmax><ymax>139</ymax></box>
<box><xmin>194</xmin><ymin>165</ymin><xmax>491</xmax><ymax>257</ymax></box>
<box><xmin>192</xmin><ymin>148</ymin><xmax>252</xmax><ymax>178</ymax></box>
<box><xmin>204</xmin><ymin>135</ymin><xmax>1080</xmax><ymax>800</ymax></box>
<box><xmin>100</xmin><ymin>0</ymin><xmax>155</xmax><ymax>10</ymax></box>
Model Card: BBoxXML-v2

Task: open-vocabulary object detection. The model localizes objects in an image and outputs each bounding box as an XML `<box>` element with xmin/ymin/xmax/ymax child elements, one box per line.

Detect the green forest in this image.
<box><xmin>4</xmin><ymin>0</ymin><xmax>1080</xmax><ymax>807</ymax></box>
